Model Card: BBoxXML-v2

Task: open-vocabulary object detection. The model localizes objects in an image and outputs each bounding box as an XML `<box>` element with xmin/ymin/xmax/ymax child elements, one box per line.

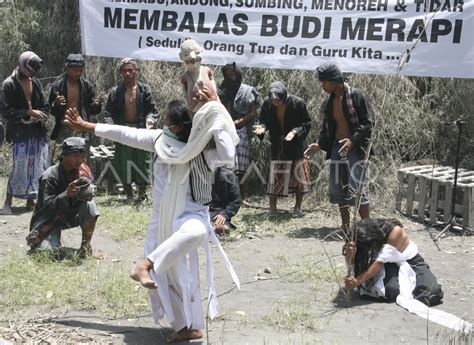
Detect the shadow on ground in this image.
<box><xmin>332</xmin><ymin>288</ymin><xmax>379</xmax><ymax>309</ymax></box>
<box><xmin>0</xmin><ymin>206</ymin><xmax>32</xmax><ymax>215</ymax></box>
<box><xmin>28</xmin><ymin>246</ymin><xmax>88</xmax><ymax>265</ymax></box>
<box><xmin>288</xmin><ymin>226</ymin><xmax>347</xmax><ymax>242</ymax></box>
<box><xmin>55</xmin><ymin>319</ymin><xmax>204</xmax><ymax>344</ymax></box>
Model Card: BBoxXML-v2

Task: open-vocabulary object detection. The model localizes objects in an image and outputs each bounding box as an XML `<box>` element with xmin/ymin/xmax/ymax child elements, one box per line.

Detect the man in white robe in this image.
<box><xmin>65</xmin><ymin>89</ymin><xmax>240</xmax><ymax>342</ymax></box>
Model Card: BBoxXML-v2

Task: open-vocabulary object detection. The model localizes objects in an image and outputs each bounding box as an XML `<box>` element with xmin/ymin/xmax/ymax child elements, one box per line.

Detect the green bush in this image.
<box><xmin>1</xmin><ymin>0</ymin><xmax>473</xmax><ymax>202</ymax></box>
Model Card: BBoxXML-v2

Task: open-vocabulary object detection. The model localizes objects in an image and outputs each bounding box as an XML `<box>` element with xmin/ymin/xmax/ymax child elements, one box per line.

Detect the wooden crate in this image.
<box><xmin>396</xmin><ymin>165</ymin><xmax>474</xmax><ymax>228</ymax></box>
<box><xmin>90</xmin><ymin>145</ymin><xmax>118</xmax><ymax>193</ymax></box>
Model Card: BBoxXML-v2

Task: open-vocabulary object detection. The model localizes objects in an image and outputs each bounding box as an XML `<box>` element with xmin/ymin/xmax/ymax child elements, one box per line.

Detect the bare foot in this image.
<box><xmin>292</xmin><ymin>208</ymin><xmax>304</xmax><ymax>218</ymax></box>
<box><xmin>0</xmin><ymin>206</ymin><xmax>12</xmax><ymax>215</ymax></box>
<box><xmin>25</xmin><ymin>200</ymin><xmax>36</xmax><ymax>211</ymax></box>
<box><xmin>78</xmin><ymin>246</ymin><xmax>104</xmax><ymax>260</ymax></box>
<box><xmin>130</xmin><ymin>259</ymin><xmax>157</xmax><ymax>289</ymax></box>
<box><xmin>214</xmin><ymin>224</ymin><xmax>230</xmax><ymax>236</ymax></box>
<box><xmin>166</xmin><ymin>328</ymin><xmax>203</xmax><ymax>343</ymax></box>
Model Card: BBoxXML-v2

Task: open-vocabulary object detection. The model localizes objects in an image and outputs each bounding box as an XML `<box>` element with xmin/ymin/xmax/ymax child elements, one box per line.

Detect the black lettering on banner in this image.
<box><xmin>430</xmin><ymin>19</ymin><xmax>462</xmax><ymax>43</ymax></box>
<box><xmin>249</xmin><ymin>42</ymin><xmax>275</xmax><ymax>54</ymax></box>
<box><xmin>312</xmin><ymin>0</ymin><xmax>388</xmax><ymax>11</ymax></box>
<box><xmin>212</xmin><ymin>13</ymin><xmax>230</xmax><ymax>34</ymax></box>
<box><xmin>124</xmin><ymin>9</ymin><xmax>139</xmax><ymax>29</ymax></box>
<box><xmin>197</xmin><ymin>13</ymin><xmax>212</xmax><ymax>33</ymax></box>
<box><xmin>430</xmin><ymin>19</ymin><xmax>451</xmax><ymax>42</ymax></box>
<box><xmin>385</xmin><ymin>18</ymin><xmax>405</xmax><ymax>41</ymax></box>
<box><xmin>162</xmin><ymin>11</ymin><xmax>178</xmax><ymax>31</ymax></box>
<box><xmin>261</xmin><ymin>15</ymin><xmax>278</xmax><ymax>36</ymax></box>
<box><xmin>301</xmin><ymin>17</ymin><xmax>321</xmax><ymax>38</ymax></box>
<box><xmin>104</xmin><ymin>7</ymin><xmax>122</xmax><ymax>28</ymax></box>
<box><xmin>260</xmin><ymin>15</ymin><xmax>331</xmax><ymax>39</ymax></box>
<box><xmin>453</xmin><ymin>19</ymin><xmax>462</xmax><ymax>43</ymax></box>
<box><xmin>179</xmin><ymin>12</ymin><xmax>196</xmax><ymax>32</ymax></box>
<box><xmin>282</xmin><ymin>16</ymin><xmax>300</xmax><ymax>38</ymax></box>
<box><xmin>406</xmin><ymin>19</ymin><xmax>427</xmax><ymax>42</ymax></box>
<box><xmin>341</xmin><ymin>17</ymin><xmax>366</xmax><ymax>40</ymax></box>
<box><xmin>232</xmin><ymin>13</ymin><xmax>249</xmax><ymax>35</ymax></box>
<box><xmin>103</xmin><ymin>5</ymin><xmax>463</xmax><ymax>45</ymax></box>
<box><xmin>140</xmin><ymin>10</ymin><xmax>161</xmax><ymax>30</ymax></box>
<box><xmin>312</xmin><ymin>46</ymin><xmax>348</xmax><ymax>57</ymax></box>
<box><xmin>235</xmin><ymin>0</ymin><xmax>303</xmax><ymax>9</ymax></box>
<box><xmin>366</xmin><ymin>18</ymin><xmax>384</xmax><ymax>41</ymax></box>
<box><xmin>414</xmin><ymin>0</ymin><xmax>464</xmax><ymax>13</ymax></box>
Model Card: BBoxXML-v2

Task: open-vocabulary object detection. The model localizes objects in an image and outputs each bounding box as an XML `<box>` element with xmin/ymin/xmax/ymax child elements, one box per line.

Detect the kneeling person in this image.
<box><xmin>344</xmin><ymin>218</ymin><xmax>443</xmax><ymax>306</ymax></box>
<box><xmin>27</xmin><ymin>137</ymin><xmax>100</xmax><ymax>258</ymax></box>
<box><xmin>210</xmin><ymin>167</ymin><xmax>241</xmax><ymax>235</ymax></box>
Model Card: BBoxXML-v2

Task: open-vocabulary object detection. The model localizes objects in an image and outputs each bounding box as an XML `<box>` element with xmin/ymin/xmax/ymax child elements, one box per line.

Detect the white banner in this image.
<box><xmin>79</xmin><ymin>0</ymin><xmax>474</xmax><ymax>78</ymax></box>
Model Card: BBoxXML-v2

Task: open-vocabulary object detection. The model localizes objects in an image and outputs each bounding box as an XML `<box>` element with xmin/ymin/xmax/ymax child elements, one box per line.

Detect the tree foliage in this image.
<box><xmin>0</xmin><ymin>0</ymin><xmax>472</xmax><ymax>181</ymax></box>
<box><xmin>0</xmin><ymin>0</ymin><xmax>80</xmax><ymax>80</ymax></box>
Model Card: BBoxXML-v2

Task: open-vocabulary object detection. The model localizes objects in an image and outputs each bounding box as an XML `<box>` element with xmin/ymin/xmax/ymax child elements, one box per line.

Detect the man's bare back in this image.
<box><xmin>386</xmin><ymin>226</ymin><xmax>411</xmax><ymax>253</ymax></box>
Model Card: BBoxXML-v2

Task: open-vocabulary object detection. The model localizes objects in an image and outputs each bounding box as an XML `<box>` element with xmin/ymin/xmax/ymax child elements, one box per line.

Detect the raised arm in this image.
<box><xmin>204</xmin><ymin>129</ymin><xmax>236</xmax><ymax>169</ymax></box>
<box><xmin>65</xmin><ymin>108</ymin><xmax>159</xmax><ymax>152</ymax></box>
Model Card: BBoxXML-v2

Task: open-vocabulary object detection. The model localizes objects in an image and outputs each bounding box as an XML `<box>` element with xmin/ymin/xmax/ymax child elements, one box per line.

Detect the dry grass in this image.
<box><xmin>0</xmin><ymin>252</ymin><xmax>150</xmax><ymax>319</ymax></box>
<box><xmin>0</xmin><ymin>315</ymin><xmax>113</xmax><ymax>344</ymax></box>
<box><xmin>262</xmin><ymin>295</ymin><xmax>318</xmax><ymax>332</ymax></box>
<box><xmin>94</xmin><ymin>194</ymin><xmax>151</xmax><ymax>242</ymax></box>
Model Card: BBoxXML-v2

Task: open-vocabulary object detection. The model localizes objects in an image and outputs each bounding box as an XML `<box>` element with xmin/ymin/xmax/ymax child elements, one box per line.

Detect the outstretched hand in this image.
<box><xmin>65</xmin><ymin>108</ymin><xmax>95</xmax><ymax>133</ymax></box>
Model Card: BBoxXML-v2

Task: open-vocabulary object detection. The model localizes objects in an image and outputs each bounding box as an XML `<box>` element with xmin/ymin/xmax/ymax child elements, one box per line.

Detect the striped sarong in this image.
<box><xmin>235</xmin><ymin>127</ymin><xmax>250</xmax><ymax>175</ymax></box>
<box><xmin>7</xmin><ymin>136</ymin><xmax>50</xmax><ymax>199</ymax></box>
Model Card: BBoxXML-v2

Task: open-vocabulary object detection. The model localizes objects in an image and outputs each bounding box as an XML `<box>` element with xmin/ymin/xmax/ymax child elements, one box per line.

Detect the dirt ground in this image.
<box><xmin>0</xmin><ymin>196</ymin><xmax>473</xmax><ymax>344</ymax></box>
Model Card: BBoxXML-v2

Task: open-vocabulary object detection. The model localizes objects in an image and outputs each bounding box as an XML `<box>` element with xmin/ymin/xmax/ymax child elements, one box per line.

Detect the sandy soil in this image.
<box><xmin>0</xmin><ymin>197</ymin><xmax>472</xmax><ymax>344</ymax></box>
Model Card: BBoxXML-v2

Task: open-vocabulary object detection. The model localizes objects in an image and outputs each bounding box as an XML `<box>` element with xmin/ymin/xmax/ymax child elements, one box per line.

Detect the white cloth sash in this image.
<box><xmin>377</xmin><ymin>243</ymin><xmax>472</xmax><ymax>333</ymax></box>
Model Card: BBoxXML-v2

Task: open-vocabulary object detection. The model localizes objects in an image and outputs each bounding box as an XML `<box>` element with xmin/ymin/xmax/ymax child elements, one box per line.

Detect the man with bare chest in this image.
<box><xmin>49</xmin><ymin>54</ymin><xmax>103</xmax><ymax>160</ymax></box>
<box><xmin>104</xmin><ymin>58</ymin><xmax>158</xmax><ymax>202</ymax></box>
<box><xmin>0</xmin><ymin>51</ymin><xmax>50</xmax><ymax>215</ymax></box>
<box><xmin>305</xmin><ymin>62</ymin><xmax>374</xmax><ymax>234</ymax></box>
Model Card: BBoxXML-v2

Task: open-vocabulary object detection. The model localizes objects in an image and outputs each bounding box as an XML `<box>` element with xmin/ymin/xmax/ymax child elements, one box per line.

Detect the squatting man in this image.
<box><xmin>27</xmin><ymin>137</ymin><xmax>101</xmax><ymax>258</ymax></box>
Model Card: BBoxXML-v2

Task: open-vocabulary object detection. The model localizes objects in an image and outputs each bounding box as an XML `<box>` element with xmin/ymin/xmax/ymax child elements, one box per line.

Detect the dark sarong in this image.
<box><xmin>113</xmin><ymin>142</ymin><xmax>151</xmax><ymax>185</ymax></box>
<box><xmin>380</xmin><ymin>254</ymin><xmax>444</xmax><ymax>306</ymax></box>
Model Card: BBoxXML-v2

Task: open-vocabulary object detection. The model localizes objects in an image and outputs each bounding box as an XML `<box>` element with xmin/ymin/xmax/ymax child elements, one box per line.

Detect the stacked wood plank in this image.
<box><xmin>396</xmin><ymin>165</ymin><xmax>474</xmax><ymax>228</ymax></box>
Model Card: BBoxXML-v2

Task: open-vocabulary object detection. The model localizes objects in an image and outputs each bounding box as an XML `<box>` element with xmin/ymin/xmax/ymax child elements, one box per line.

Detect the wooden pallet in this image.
<box><xmin>89</xmin><ymin>145</ymin><xmax>118</xmax><ymax>192</ymax></box>
<box><xmin>396</xmin><ymin>165</ymin><xmax>474</xmax><ymax>228</ymax></box>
